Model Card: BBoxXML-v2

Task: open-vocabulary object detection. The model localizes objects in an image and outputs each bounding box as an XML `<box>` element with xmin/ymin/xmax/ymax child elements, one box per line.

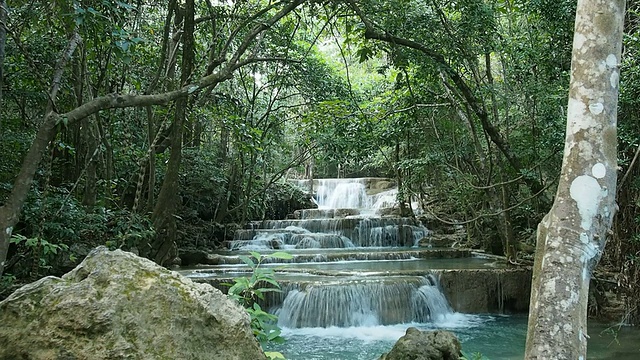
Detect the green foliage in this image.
<box><xmin>180</xmin><ymin>149</ymin><xmax>227</xmax><ymax>221</ymax></box>
<box><xmin>104</xmin><ymin>211</ymin><xmax>156</xmax><ymax>251</ymax></box>
<box><xmin>9</xmin><ymin>189</ymin><xmax>154</xmax><ymax>277</ymax></box>
<box><xmin>224</xmin><ymin>251</ymin><xmax>293</xmax><ymax>347</ymax></box>
<box><xmin>264</xmin><ymin>351</ymin><xmax>286</xmax><ymax>360</ymax></box>
<box><xmin>9</xmin><ymin>234</ymin><xmax>72</xmax><ymax>270</ymax></box>
<box><xmin>261</xmin><ymin>181</ymin><xmax>314</xmax><ymax>221</ymax></box>
<box><xmin>21</xmin><ymin>189</ymin><xmax>152</xmax><ymax>249</ymax></box>
<box><xmin>0</xmin><ymin>273</ymin><xmax>18</xmax><ymax>299</ymax></box>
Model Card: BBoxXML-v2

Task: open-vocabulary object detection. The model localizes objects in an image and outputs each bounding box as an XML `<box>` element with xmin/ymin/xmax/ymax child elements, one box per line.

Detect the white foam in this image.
<box><xmin>279</xmin><ymin>313</ymin><xmax>488</xmax><ymax>342</ymax></box>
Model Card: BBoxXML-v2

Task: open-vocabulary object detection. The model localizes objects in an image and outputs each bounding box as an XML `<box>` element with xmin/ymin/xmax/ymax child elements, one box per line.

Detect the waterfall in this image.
<box><xmin>274</xmin><ymin>275</ymin><xmax>452</xmax><ymax>328</ymax></box>
<box><xmin>315</xmin><ymin>179</ymin><xmax>370</xmax><ymax>209</ymax></box>
<box><xmin>229</xmin><ymin>178</ymin><xmax>430</xmax><ymax>250</ymax></box>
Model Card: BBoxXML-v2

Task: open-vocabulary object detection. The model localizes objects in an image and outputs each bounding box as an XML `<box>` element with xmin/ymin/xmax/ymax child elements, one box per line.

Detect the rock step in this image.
<box><xmin>192</xmin><ymin>267</ymin><xmax>532</xmax><ymax>315</ymax></box>
<box><xmin>186</xmin><ymin>248</ymin><xmax>472</xmax><ymax>266</ymax></box>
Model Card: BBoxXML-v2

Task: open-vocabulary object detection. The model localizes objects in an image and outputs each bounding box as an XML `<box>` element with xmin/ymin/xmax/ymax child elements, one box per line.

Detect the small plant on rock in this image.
<box><xmin>224</xmin><ymin>251</ymin><xmax>293</xmax><ymax>354</ymax></box>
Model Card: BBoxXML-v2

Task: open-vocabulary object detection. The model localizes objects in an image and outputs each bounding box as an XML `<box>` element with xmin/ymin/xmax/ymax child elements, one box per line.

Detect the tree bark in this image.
<box><xmin>0</xmin><ymin>30</ymin><xmax>81</xmax><ymax>276</ymax></box>
<box><xmin>148</xmin><ymin>0</ymin><xmax>195</xmax><ymax>266</ymax></box>
<box><xmin>0</xmin><ymin>0</ymin><xmax>7</xmax><ymax>110</ymax></box>
<box><xmin>81</xmin><ymin>121</ymin><xmax>99</xmax><ymax>208</ymax></box>
<box><xmin>146</xmin><ymin>107</ymin><xmax>156</xmax><ymax>212</ymax></box>
<box><xmin>525</xmin><ymin>1</ymin><xmax>624</xmax><ymax>358</ymax></box>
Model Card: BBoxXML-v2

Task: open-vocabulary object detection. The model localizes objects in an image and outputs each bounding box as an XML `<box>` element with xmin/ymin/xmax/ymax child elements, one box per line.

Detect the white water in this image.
<box><xmin>280</xmin><ymin>312</ymin><xmax>486</xmax><ymax>341</ymax></box>
<box><xmin>275</xmin><ymin>276</ymin><xmax>452</xmax><ymax>328</ymax></box>
<box><xmin>316</xmin><ymin>179</ymin><xmax>370</xmax><ymax>209</ymax></box>
<box><xmin>268</xmin><ymin>315</ymin><xmax>640</xmax><ymax>360</ymax></box>
<box><xmin>267</xmin><ymin>313</ymin><xmax>507</xmax><ymax>360</ymax></box>
<box><xmin>229</xmin><ymin>178</ymin><xmax>431</xmax><ymax>250</ymax></box>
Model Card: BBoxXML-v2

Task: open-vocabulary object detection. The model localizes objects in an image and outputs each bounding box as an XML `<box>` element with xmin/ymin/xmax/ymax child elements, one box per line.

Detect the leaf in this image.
<box><xmin>10</xmin><ymin>234</ymin><xmax>27</xmax><ymax>244</ymax></box>
<box><xmin>264</xmin><ymin>351</ymin><xmax>286</xmax><ymax>360</ymax></box>
<box><xmin>268</xmin><ymin>251</ymin><xmax>293</xmax><ymax>260</ymax></box>
<box><xmin>260</xmin><ymin>278</ymin><xmax>281</xmax><ymax>288</ymax></box>
<box><xmin>26</xmin><ymin>237</ymin><xmax>39</xmax><ymax>247</ymax></box>
<box><xmin>56</xmin><ymin>116</ymin><xmax>69</xmax><ymax>127</ymax></box>
<box><xmin>238</xmin><ymin>255</ymin><xmax>255</xmax><ymax>268</ymax></box>
<box><xmin>115</xmin><ymin>1</ymin><xmax>135</xmax><ymax>11</ymax></box>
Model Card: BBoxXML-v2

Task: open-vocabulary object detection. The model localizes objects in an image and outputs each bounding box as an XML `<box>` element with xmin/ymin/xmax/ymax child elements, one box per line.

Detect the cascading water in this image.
<box><xmin>274</xmin><ymin>275</ymin><xmax>452</xmax><ymax>328</ymax></box>
<box><xmin>315</xmin><ymin>179</ymin><xmax>370</xmax><ymax>209</ymax></box>
<box><xmin>229</xmin><ymin>178</ymin><xmax>430</xmax><ymax>250</ymax></box>
<box><xmin>178</xmin><ymin>177</ymin><xmax>640</xmax><ymax>359</ymax></box>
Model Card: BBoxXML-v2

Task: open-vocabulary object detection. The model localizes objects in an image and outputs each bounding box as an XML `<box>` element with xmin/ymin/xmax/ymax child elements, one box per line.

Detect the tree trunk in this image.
<box><xmin>81</xmin><ymin>121</ymin><xmax>99</xmax><ymax>208</ymax></box>
<box><xmin>525</xmin><ymin>1</ymin><xmax>624</xmax><ymax>358</ymax></box>
<box><xmin>97</xmin><ymin>116</ymin><xmax>114</xmax><ymax>202</ymax></box>
<box><xmin>0</xmin><ymin>0</ymin><xmax>7</xmax><ymax>112</ymax></box>
<box><xmin>148</xmin><ymin>0</ymin><xmax>195</xmax><ymax>266</ymax></box>
<box><xmin>0</xmin><ymin>30</ymin><xmax>81</xmax><ymax>276</ymax></box>
<box><xmin>0</xmin><ymin>115</ymin><xmax>58</xmax><ymax>275</ymax></box>
<box><xmin>146</xmin><ymin>107</ymin><xmax>156</xmax><ymax>212</ymax></box>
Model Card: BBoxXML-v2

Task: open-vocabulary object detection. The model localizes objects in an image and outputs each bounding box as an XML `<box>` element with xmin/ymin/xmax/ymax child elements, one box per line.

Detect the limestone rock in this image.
<box><xmin>379</xmin><ymin>327</ymin><xmax>461</xmax><ymax>360</ymax></box>
<box><xmin>0</xmin><ymin>246</ymin><xmax>266</xmax><ymax>360</ymax></box>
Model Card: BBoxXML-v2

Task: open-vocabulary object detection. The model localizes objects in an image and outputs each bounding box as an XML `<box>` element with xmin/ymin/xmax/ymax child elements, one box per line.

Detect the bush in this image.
<box><xmin>8</xmin><ymin>188</ymin><xmax>154</xmax><ymax>278</ymax></box>
<box><xmin>224</xmin><ymin>251</ymin><xmax>293</xmax><ymax>349</ymax></box>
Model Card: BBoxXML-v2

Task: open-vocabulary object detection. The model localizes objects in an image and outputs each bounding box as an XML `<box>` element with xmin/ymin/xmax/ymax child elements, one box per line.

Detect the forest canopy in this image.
<box><xmin>0</xmin><ymin>0</ymin><xmax>639</xmax><ymax>325</ymax></box>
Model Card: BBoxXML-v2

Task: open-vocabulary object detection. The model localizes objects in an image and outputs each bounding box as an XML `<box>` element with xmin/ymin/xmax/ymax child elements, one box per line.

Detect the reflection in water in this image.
<box><xmin>266</xmin><ymin>314</ymin><xmax>640</xmax><ymax>360</ymax></box>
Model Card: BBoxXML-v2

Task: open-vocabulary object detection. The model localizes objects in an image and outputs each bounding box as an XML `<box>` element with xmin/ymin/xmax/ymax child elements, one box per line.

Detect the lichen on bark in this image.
<box><xmin>524</xmin><ymin>0</ymin><xmax>624</xmax><ymax>359</ymax></box>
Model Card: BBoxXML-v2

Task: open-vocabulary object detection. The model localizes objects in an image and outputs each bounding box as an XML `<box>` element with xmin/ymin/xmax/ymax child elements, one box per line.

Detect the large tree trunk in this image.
<box><xmin>525</xmin><ymin>1</ymin><xmax>624</xmax><ymax>358</ymax></box>
<box><xmin>148</xmin><ymin>0</ymin><xmax>195</xmax><ymax>266</ymax></box>
<box><xmin>0</xmin><ymin>30</ymin><xmax>81</xmax><ymax>276</ymax></box>
<box><xmin>0</xmin><ymin>115</ymin><xmax>59</xmax><ymax>275</ymax></box>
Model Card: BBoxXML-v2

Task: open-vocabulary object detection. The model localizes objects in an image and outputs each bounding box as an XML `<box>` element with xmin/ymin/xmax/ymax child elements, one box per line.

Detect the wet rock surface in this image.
<box><xmin>379</xmin><ymin>327</ymin><xmax>462</xmax><ymax>360</ymax></box>
<box><xmin>0</xmin><ymin>246</ymin><xmax>266</xmax><ymax>360</ymax></box>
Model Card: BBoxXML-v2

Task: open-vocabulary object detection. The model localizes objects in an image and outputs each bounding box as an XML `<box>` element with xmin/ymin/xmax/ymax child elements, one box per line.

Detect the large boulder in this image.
<box><xmin>0</xmin><ymin>246</ymin><xmax>266</xmax><ymax>360</ymax></box>
<box><xmin>380</xmin><ymin>327</ymin><xmax>462</xmax><ymax>360</ymax></box>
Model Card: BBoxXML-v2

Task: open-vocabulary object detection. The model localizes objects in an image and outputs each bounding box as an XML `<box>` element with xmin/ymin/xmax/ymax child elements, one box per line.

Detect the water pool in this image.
<box><xmin>265</xmin><ymin>313</ymin><xmax>640</xmax><ymax>359</ymax></box>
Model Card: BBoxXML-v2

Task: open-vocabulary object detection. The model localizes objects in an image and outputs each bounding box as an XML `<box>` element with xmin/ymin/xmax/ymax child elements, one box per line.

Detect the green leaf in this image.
<box><xmin>268</xmin><ymin>251</ymin><xmax>293</xmax><ymax>260</ymax></box>
<box><xmin>56</xmin><ymin>116</ymin><xmax>69</xmax><ymax>127</ymax></box>
<box><xmin>238</xmin><ymin>255</ymin><xmax>256</xmax><ymax>268</ymax></box>
<box><xmin>26</xmin><ymin>237</ymin><xmax>39</xmax><ymax>247</ymax></box>
<box><xmin>264</xmin><ymin>351</ymin><xmax>286</xmax><ymax>360</ymax></box>
<box><xmin>10</xmin><ymin>234</ymin><xmax>27</xmax><ymax>244</ymax></box>
<box><xmin>115</xmin><ymin>1</ymin><xmax>135</xmax><ymax>11</ymax></box>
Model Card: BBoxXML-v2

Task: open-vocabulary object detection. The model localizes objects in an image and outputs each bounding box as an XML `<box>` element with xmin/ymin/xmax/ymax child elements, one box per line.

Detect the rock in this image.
<box><xmin>179</xmin><ymin>248</ymin><xmax>209</xmax><ymax>265</ymax></box>
<box><xmin>334</xmin><ymin>208</ymin><xmax>360</xmax><ymax>218</ymax></box>
<box><xmin>379</xmin><ymin>327</ymin><xmax>462</xmax><ymax>360</ymax></box>
<box><xmin>377</xmin><ymin>207</ymin><xmax>402</xmax><ymax>217</ymax></box>
<box><xmin>419</xmin><ymin>234</ymin><xmax>458</xmax><ymax>248</ymax></box>
<box><xmin>0</xmin><ymin>246</ymin><xmax>266</xmax><ymax>360</ymax></box>
<box><xmin>300</xmin><ymin>209</ymin><xmax>334</xmax><ymax>219</ymax></box>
